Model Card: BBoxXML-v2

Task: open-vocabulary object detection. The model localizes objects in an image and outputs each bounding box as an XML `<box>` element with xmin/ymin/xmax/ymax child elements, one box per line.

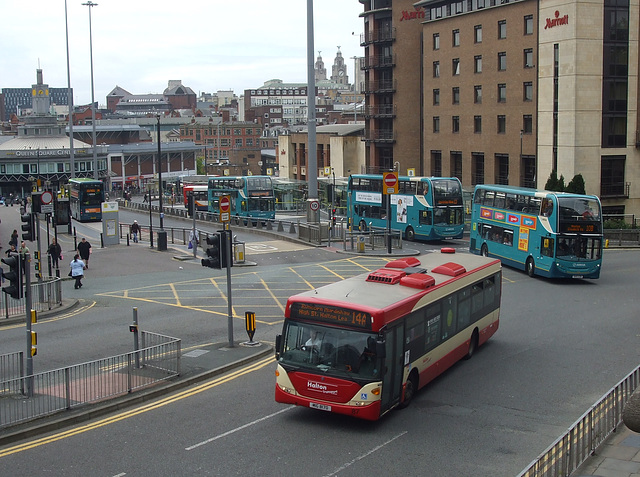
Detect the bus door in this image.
<box><xmin>381</xmin><ymin>323</ymin><xmax>405</xmax><ymax>413</ymax></box>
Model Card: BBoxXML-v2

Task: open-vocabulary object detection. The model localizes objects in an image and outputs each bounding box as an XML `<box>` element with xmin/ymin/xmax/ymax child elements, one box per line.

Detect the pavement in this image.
<box><xmin>0</xmin><ymin>208</ymin><xmax>638</xmax><ymax>476</ymax></box>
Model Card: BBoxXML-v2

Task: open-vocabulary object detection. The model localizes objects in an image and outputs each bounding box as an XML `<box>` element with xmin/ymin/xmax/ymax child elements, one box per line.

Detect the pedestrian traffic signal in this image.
<box><xmin>201</xmin><ymin>233</ymin><xmax>221</xmax><ymax>269</ymax></box>
<box><xmin>21</xmin><ymin>213</ymin><xmax>34</xmax><ymax>241</ymax></box>
<box><xmin>1</xmin><ymin>255</ymin><xmax>21</xmax><ymax>299</ymax></box>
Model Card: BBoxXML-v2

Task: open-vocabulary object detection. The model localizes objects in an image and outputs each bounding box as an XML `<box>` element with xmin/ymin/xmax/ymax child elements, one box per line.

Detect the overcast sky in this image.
<box><xmin>1</xmin><ymin>1</ymin><xmax>364</xmax><ymax>106</ymax></box>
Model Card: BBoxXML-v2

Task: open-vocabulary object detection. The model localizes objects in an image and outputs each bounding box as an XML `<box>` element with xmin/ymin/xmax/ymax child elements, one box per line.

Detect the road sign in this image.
<box><xmin>40</xmin><ymin>190</ymin><xmax>54</xmax><ymax>213</ymax></box>
<box><xmin>383</xmin><ymin>172</ymin><xmax>398</xmax><ymax>195</ymax></box>
<box><xmin>219</xmin><ymin>195</ymin><xmax>230</xmax><ymax>223</ymax></box>
<box><xmin>310</xmin><ymin>200</ymin><xmax>320</xmax><ymax>211</ymax></box>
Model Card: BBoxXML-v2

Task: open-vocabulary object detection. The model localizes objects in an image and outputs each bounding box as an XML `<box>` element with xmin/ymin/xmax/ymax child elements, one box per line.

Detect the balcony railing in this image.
<box><xmin>601</xmin><ymin>182</ymin><xmax>630</xmax><ymax>198</ymax></box>
<box><xmin>360</xmin><ymin>27</ymin><xmax>396</xmax><ymax>46</ymax></box>
<box><xmin>362</xmin><ymin>55</ymin><xmax>396</xmax><ymax>70</ymax></box>
<box><xmin>363</xmin><ymin>79</ymin><xmax>397</xmax><ymax>93</ymax></box>
<box><xmin>364</xmin><ymin>129</ymin><xmax>396</xmax><ymax>142</ymax></box>
<box><xmin>364</xmin><ymin>104</ymin><xmax>397</xmax><ymax>118</ymax></box>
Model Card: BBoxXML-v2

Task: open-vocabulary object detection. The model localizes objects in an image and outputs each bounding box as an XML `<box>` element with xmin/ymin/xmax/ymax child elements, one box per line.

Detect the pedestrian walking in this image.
<box><xmin>48</xmin><ymin>237</ymin><xmax>62</xmax><ymax>269</ymax></box>
<box><xmin>77</xmin><ymin>237</ymin><xmax>92</xmax><ymax>269</ymax></box>
<box><xmin>69</xmin><ymin>254</ymin><xmax>85</xmax><ymax>289</ymax></box>
<box><xmin>143</xmin><ymin>193</ymin><xmax>148</xmax><ymax>204</ymax></box>
<box><xmin>19</xmin><ymin>241</ymin><xmax>29</xmax><ymax>273</ymax></box>
<box><xmin>9</xmin><ymin>229</ymin><xmax>18</xmax><ymax>248</ymax></box>
<box><xmin>131</xmin><ymin>220</ymin><xmax>140</xmax><ymax>243</ymax></box>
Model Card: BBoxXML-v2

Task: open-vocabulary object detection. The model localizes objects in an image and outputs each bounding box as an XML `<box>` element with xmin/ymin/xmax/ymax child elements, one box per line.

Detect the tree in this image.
<box><xmin>565</xmin><ymin>174</ymin><xmax>586</xmax><ymax>194</ymax></box>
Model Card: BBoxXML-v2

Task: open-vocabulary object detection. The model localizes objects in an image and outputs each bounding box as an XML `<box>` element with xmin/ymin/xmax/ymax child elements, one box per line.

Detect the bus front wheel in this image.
<box><xmin>481</xmin><ymin>244</ymin><xmax>489</xmax><ymax>257</ymax></box>
<box><xmin>398</xmin><ymin>371</ymin><xmax>418</xmax><ymax>409</ymax></box>
<box><xmin>526</xmin><ymin>257</ymin><xmax>535</xmax><ymax>277</ymax></box>
<box><xmin>405</xmin><ymin>226</ymin><xmax>415</xmax><ymax>242</ymax></box>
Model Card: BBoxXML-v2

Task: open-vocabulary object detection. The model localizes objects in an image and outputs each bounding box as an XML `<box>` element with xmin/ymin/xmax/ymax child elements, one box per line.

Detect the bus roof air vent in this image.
<box><xmin>400</xmin><ymin>273</ymin><xmax>436</xmax><ymax>289</ymax></box>
<box><xmin>431</xmin><ymin>262</ymin><xmax>466</xmax><ymax>277</ymax></box>
<box><xmin>385</xmin><ymin>257</ymin><xmax>422</xmax><ymax>269</ymax></box>
<box><xmin>366</xmin><ymin>268</ymin><xmax>406</xmax><ymax>284</ymax></box>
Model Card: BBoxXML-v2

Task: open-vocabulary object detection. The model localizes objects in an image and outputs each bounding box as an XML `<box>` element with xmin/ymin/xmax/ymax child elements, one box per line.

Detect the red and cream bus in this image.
<box><xmin>275</xmin><ymin>249</ymin><xmax>501</xmax><ymax>420</ymax></box>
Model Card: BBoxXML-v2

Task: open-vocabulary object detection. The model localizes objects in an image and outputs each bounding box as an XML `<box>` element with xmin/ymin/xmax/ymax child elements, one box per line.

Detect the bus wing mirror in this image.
<box><xmin>275</xmin><ymin>334</ymin><xmax>282</xmax><ymax>360</ymax></box>
<box><xmin>376</xmin><ymin>340</ymin><xmax>386</xmax><ymax>359</ymax></box>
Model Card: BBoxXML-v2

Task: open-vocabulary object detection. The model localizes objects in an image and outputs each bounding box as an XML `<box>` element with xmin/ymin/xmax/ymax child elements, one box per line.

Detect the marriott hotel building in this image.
<box><xmin>359</xmin><ymin>0</ymin><xmax>640</xmax><ymax>217</ymax></box>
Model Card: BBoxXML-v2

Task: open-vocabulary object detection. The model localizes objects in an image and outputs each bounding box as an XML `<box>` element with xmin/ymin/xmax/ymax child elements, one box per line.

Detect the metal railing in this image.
<box><xmin>0</xmin><ymin>331</ymin><xmax>180</xmax><ymax>430</ymax></box>
<box><xmin>518</xmin><ymin>364</ymin><xmax>640</xmax><ymax>477</ymax></box>
<box><xmin>0</xmin><ymin>351</ymin><xmax>24</xmax><ymax>382</ymax></box>
<box><xmin>1</xmin><ymin>276</ymin><xmax>63</xmax><ymax>320</ymax></box>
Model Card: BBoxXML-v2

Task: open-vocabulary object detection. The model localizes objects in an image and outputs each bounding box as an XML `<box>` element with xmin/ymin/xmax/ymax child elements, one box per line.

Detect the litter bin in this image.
<box><xmin>357</xmin><ymin>235</ymin><xmax>365</xmax><ymax>253</ymax></box>
<box><xmin>234</xmin><ymin>241</ymin><xmax>246</xmax><ymax>264</ymax></box>
<box><xmin>157</xmin><ymin>229</ymin><xmax>167</xmax><ymax>251</ymax></box>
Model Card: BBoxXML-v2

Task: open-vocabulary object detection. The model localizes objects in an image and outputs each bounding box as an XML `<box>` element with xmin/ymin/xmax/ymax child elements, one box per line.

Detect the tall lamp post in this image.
<box><xmin>156</xmin><ymin>114</ymin><xmax>167</xmax><ymax>251</ymax></box>
<box><xmin>82</xmin><ymin>1</ymin><xmax>98</xmax><ymax>180</ymax></box>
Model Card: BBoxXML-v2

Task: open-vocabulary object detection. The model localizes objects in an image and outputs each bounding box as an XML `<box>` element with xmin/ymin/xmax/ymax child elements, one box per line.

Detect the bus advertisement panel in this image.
<box><xmin>208</xmin><ymin>175</ymin><xmax>275</xmax><ymax>222</ymax></box>
<box><xmin>69</xmin><ymin>178</ymin><xmax>104</xmax><ymax>222</ymax></box>
<box><xmin>347</xmin><ymin>174</ymin><xmax>464</xmax><ymax>241</ymax></box>
<box><xmin>275</xmin><ymin>249</ymin><xmax>501</xmax><ymax>421</ymax></box>
<box><xmin>469</xmin><ymin>185</ymin><xmax>603</xmax><ymax>278</ymax></box>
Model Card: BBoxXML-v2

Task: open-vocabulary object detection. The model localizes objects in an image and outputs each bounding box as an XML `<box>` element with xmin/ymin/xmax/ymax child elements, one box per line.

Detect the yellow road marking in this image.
<box><xmin>0</xmin><ymin>356</ymin><xmax>275</xmax><ymax>457</ymax></box>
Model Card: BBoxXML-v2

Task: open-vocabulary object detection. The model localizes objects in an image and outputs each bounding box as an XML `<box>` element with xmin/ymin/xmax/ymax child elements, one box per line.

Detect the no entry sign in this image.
<box><xmin>383</xmin><ymin>172</ymin><xmax>398</xmax><ymax>195</ymax></box>
<box><xmin>219</xmin><ymin>195</ymin><xmax>231</xmax><ymax>222</ymax></box>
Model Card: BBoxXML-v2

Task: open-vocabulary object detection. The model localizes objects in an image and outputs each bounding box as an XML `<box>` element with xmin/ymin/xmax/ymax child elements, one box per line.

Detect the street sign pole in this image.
<box><xmin>383</xmin><ymin>172</ymin><xmax>398</xmax><ymax>254</ymax></box>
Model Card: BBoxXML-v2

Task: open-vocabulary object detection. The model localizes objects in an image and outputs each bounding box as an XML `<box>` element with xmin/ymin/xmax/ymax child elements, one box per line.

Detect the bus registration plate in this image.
<box><xmin>309</xmin><ymin>402</ymin><xmax>331</xmax><ymax>412</ymax></box>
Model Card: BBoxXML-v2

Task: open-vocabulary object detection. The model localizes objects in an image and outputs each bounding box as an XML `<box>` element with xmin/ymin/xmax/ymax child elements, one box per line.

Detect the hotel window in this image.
<box><xmin>523</xmin><ymin>115</ymin><xmax>533</xmax><ymax>133</ymax></box>
<box><xmin>453</xmin><ymin>29</ymin><xmax>460</xmax><ymax>47</ymax></box>
<box><xmin>474</xmin><ymin>85</ymin><xmax>482</xmax><ymax>103</ymax></box>
<box><xmin>433</xmin><ymin>116</ymin><xmax>440</xmax><ymax>133</ymax></box>
<box><xmin>524</xmin><ymin>49</ymin><xmax>534</xmax><ymax>68</ymax></box>
<box><xmin>498</xmin><ymin>52</ymin><xmax>507</xmax><ymax>70</ymax></box>
<box><xmin>475</xmin><ymin>55</ymin><xmax>482</xmax><ymax>73</ymax></box>
<box><xmin>524</xmin><ymin>15</ymin><xmax>534</xmax><ymax>35</ymax></box>
<box><xmin>453</xmin><ymin>87</ymin><xmax>460</xmax><ymax>104</ymax></box>
<box><xmin>433</xmin><ymin>33</ymin><xmax>440</xmax><ymax>50</ymax></box>
<box><xmin>498</xmin><ymin>20</ymin><xmax>507</xmax><ymax>39</ymax></box>
<box><xmin>452</xmin><ymin>58</ymin><xmax>460</xmax><ymax>75</ymax></box>
<box><xmin>497</xmin><ymin>115</ymin><xmax>506</xmax><ymax>133</ymax></box>
<box><xmin>524</xmin><ymin>82</ymin><xmax>533</xmax><ymax>101</ymax></box>
<box><xmin>498</xmin><ymin>84</ymin><xmax>507</xmax><ymax>102</ymax></box>
<box><xmin>474</xmin><ymin>116</ymin><xmax>482</xmax><ymax>133</ymax></box>
<box><xmin>433</xmin><ymin>61</ymin><xmax>440</xmax><ymax>78</ymax></box>
<box><xmin>433</xmin><ymin>89</ymin><xmax>440</xmax><ymax>105</ymax></box>
<box><xmin>452</xmin><ymin>116</ymin><xmax>460</xmax><ymax>133</ymax></box>
<box><xmin>475</xmin><ymin>25</ymin><xmax>482</xmax><ymax>43</ymax></box>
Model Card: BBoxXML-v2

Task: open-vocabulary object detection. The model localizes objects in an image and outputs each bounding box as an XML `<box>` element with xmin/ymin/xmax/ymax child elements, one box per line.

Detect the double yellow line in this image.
<box><xmin>0</xmin><ymin>355</ymin><xmax>274</xmax><ymax>457</ymax></box>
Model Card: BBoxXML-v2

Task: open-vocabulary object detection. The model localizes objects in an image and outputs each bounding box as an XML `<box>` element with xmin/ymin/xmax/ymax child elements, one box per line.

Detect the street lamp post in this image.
<box><xmin>520</xmin><ymin>129</ymin><xmax>524</xmax><ymax>186</ymax></box>
<box><xmin>82</xmin><ymin>1</ymin><xmax>99</xmax><ymax>180</ymax></box>
<box><xmin>156</xmin><ymin>114</ymin><xmax>167</xmax><ymax>251</ymax></box>
<box><xmin>64</xmin><ymin>0</ymin><xmax>75</xmax><ymax>178</ymax></box>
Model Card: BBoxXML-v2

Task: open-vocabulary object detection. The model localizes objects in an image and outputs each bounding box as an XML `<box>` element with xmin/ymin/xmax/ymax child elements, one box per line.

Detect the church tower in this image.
<box><xmin>315</xmin><ymin>51</ymin><xmax>327</xmax><ymax>82</ymax></box>
<box><xmin>330</xmin><ymin>46</ymin><xmax>348</xmax><ymax>85</ymax></box>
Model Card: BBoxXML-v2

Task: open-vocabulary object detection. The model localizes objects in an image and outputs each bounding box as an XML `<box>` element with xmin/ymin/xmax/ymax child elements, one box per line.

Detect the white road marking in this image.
<box><xmin>322</xmin><ymin>431</ymin><xmax>408</xmax><ymax>476</ymax></box>
<box><xmin>185</xmin><ymin>407</ymin><xmax>293</xmax><ymax>451</ymax></box>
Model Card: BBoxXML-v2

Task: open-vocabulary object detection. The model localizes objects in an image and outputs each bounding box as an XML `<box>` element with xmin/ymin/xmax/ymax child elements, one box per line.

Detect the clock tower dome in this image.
<box><xmin>330</xmin><ymin>46</ymin><xmax>348</xmax><ymax>85</ymax></box>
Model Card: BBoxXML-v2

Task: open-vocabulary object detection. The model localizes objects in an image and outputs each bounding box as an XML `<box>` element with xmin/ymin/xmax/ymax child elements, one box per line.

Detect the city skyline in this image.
<box><xmin>1</xmin><ymin>1</ymin><xmax>364</xmax><ymax>106</ymax></box>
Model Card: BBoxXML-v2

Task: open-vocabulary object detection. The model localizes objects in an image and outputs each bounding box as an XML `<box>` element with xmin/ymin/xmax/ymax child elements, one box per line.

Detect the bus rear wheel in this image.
<box><xmin>481</xmin><ymin>243</ymin><xmax>489</xmax><ymax>257</ymax></box>
<box><xmin>464</xmin><ymin>330</ymin><xmax>479</xmax><ymax>360</ymax></box>
<box><xmin>526</xmin><ymin>257</ymin><xmax>535</xmax><ymax>277</ymax></box>
<box><xmin>405</xmin><ymin>226</ymin><xmax>415</xmax><ymax>242</ymax></box>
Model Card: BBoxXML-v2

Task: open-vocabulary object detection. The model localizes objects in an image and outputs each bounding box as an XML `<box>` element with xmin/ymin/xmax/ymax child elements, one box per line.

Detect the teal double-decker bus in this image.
<box><xmin>207</xmin><ymin>175</ymin><xmax>275</xmax><ymax>222</ymax></box>
<box><xmin>469</xmin><ymin>184</ymin><xmax>603</xmax><ymax>278</ymax></box>
<box><xmin>347</xmin><ymin>174</ymin><xmax>465</xmax><ymax>241</ymax></box>
<box><xmin>68</xmin><ymin>178</ymin><xmax>104</xmax><ymax>222</ymax></box>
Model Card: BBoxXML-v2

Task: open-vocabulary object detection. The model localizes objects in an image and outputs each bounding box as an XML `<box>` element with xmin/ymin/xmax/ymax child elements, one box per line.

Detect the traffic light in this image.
<box><xmin>219</xmin><ymin>230</ymin><xmax>233</xmax><ymax>268</ymax></box>
<box><xmin>331</xmin><ymin>209</ymin><xmax>337</xmax><ymax>227</ymax></box>
<box><xmin>201</xmin><ymin>233</ymin><xmax>221</xmax><ymax>269</ymax></box>
<box><xmin>21</xmin><ymin>213</ymin><xmax>34</xmax><ymax>241</ymax></box>
<box><xmin>1</xmin><ymin>255</ymin><xmax>21</xmax><ymax>299</ymax></box>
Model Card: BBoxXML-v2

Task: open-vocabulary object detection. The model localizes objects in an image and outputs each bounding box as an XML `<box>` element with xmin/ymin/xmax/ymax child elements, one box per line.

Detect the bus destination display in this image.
<box><xmin>290</xmin><ymin>302</ymin><xmax>372</xmax><ymax>330</ymax></box>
